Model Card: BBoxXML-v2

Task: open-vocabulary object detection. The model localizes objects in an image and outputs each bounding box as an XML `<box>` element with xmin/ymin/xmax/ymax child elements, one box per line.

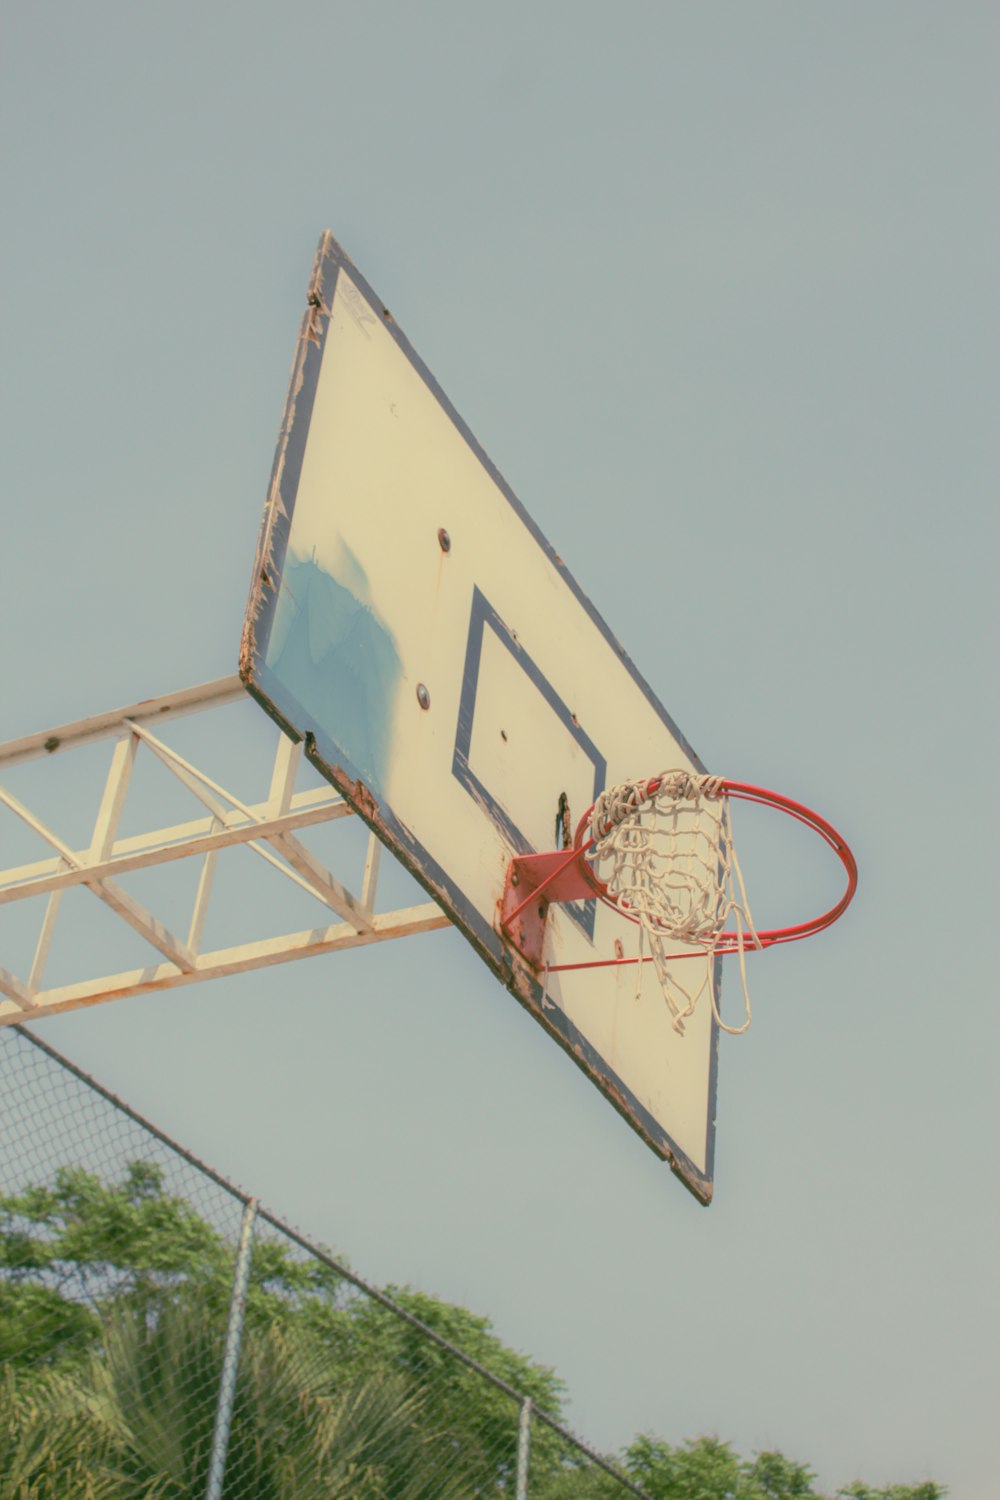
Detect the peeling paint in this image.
<box><xmin>351</xmin><ymin>778</ymin><xmax>378</xmax><ymax>822</ymax></box>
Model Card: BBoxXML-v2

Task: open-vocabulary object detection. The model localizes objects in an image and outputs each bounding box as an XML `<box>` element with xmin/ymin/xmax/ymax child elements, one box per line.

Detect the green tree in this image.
<box><xmin>837</xmin><ymin>1485</ymin><xmax>947</xmax><ymax>1500</ymax></box>
<box><xmin>1</xmin><ymin>1293</ymin><xmax>480</xmax><ymax>1499</ymax></box>
<box><xmin>748</xmin><ymin>1450</ymin><xmax>820</xmax><ymax>1499</ymax></box>
<box><xmin>532</xmin><ymin>1454</ymin><xmax>630</xmax><ymax>1499</ymax></box>
<box><xmin>0</xmin><ymin>1162</ymin><xmax>346</xmax><ymax>1374</ymax></box>
<box><xmin>0</xmin><ymin>1361</ymin><xmax>126</xmax><ymax>1500</ymax></box>
<box><xmin>612</xmin><ymin>1436</ymin><xmax>944</xmax><ymax>1500</ymax></box>
<box><xmin>528</xmin><ymin>1435</ymin><xmax>819</xmax><ymax>1500</ymax></box>
<box><xmin>336</xmin><ymin>1285</ymin><xmax>568</xmax><ymax>1490</ymax></box>
<box><xmin>0</xmin><ymin>1163</ymin><xmax>565</xmax><ymax>1496</ymax></box>
<box><xmin>0</xmin><ymin>1165</ymin><xmax>949</xmax><ymax>1500</ymax></box>
<box><xmin>623</xmin><ymin>1434</ymin><xmax>753</xmax><ymax>1499</ymax></box>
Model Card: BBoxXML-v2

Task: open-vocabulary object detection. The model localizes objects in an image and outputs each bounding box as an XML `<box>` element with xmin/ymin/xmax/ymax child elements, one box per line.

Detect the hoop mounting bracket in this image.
<box><xmin>498</xmin><ymin>850</ymin><xmax>597</xmax><ymax>970</ymax></box>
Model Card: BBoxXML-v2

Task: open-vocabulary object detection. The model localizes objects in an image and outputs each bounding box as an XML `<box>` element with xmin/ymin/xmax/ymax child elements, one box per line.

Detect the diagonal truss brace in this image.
<box><xmin>0</xmin><ymin>677</ymin><xmax>450</xmax><ymax>1025</ymax></box>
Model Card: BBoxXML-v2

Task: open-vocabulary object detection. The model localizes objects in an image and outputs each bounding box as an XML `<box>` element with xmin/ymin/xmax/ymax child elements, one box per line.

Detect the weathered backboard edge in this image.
<box><xmin>240</xmin><ymin>231</ymin><xmax>719</xmax><ymax>1205</ymax></box>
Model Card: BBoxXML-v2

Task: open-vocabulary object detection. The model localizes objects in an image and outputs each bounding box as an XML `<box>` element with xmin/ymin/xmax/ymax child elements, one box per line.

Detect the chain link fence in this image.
<box><xmin>0</xmin><ymin>1023</ymin><xmax>650</xmax><ymax>1499</ymax></box>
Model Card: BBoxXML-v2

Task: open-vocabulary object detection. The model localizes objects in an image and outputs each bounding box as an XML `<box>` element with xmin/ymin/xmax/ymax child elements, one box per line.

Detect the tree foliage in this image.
<box><xmin>2</xmin><ymin>1297</ymin><xmax>481</xmax><ymax>1499</ymax></box>
<box><xmin>0</xmin><ymin>1164</ymin><xmax>947</xmax><ymax>1499</ymax></box>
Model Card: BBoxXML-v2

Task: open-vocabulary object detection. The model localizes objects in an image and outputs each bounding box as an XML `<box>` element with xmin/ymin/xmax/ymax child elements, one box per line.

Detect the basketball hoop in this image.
<box><xmin>499</xmin><ymin>772</ymin><xmax>857</xmax><ymax>1036</ymax></box>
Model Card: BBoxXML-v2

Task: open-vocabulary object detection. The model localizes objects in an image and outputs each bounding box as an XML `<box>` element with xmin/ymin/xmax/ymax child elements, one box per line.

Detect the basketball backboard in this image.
<box><xmin>241</xmin><ymin>232</ymin><xmax>721</xmax><ymax>1203</ymax></box>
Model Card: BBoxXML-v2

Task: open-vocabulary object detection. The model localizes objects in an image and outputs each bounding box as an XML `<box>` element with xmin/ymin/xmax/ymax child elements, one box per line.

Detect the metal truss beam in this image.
<box><xmin>0</xmin><ymin>678</ymin><xmax>449</xmax><ymax>1025</ymax></box>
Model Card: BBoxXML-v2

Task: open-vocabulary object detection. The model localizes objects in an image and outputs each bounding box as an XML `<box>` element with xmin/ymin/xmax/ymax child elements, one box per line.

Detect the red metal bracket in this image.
<box><xmin>498</xmin><ymin>849</ymin><xmax>601</xmax><ymax>970</ymax></box>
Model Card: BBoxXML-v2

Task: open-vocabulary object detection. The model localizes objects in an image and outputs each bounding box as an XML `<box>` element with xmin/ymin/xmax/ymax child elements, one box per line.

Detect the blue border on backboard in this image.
<box><xmin>240</xmin><ymin>232</ymin><xmax>719</xmax><ymax>1205</ymax></box>
<box><xmin>452</xmin><ymin>585</ymin><xmax>604</xmax><ymax>941</ymax></box>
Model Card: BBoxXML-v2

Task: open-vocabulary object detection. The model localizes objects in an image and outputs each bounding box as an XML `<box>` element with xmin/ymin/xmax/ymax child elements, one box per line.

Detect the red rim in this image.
<box><xmin>571</xmin><ymin>777</ymin><xmax>858</xmax><ymax>953</ymax></box>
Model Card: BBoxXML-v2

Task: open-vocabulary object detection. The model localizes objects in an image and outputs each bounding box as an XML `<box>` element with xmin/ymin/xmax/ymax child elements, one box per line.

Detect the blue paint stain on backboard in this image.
<box><xmin>265</xmin><ymin>547</ymin><xmax>402</xmax><ymax>799</ymax></box>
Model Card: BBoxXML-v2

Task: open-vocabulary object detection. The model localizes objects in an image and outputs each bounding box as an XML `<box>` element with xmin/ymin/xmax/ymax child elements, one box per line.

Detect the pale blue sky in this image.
<box><xmin>2</xmin><ymin>3</ymin><xmax>996</xmax><ymax>1496</ymax></box>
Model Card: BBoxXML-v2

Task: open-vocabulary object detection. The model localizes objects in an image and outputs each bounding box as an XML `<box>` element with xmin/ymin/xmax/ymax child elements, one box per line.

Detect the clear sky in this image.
<box><xmin>2</xmin><ymin>3</ymin><xmax>996</xmax><ymax>1496</ymax></box>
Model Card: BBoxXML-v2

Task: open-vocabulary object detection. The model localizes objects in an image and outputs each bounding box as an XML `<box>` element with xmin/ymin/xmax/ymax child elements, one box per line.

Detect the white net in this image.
<box><xmin>586</xmin><ymin>771</ymin><xmax>760</xmax><ymax>1035</ymax></box>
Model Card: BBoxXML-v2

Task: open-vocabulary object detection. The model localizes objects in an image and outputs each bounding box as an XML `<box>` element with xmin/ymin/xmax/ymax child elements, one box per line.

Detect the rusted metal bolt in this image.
<box><xmin>511</xmin><ymin>871</ymin><xmax>520</xmax><ymax>887</ymax></box>
<box><xmin>437</xmin><ymin>527</ymin><xmax>451</xmax><ymax>553</ymax></box>
<box><xmin>416</xmin><ymin>684</ymin><xmax>431</xmax><ymax>710</ymax></box>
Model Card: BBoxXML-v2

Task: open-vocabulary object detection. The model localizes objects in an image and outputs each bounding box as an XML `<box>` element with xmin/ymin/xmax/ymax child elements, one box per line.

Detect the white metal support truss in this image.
<box><xmin>0</xmin><ymin>677</ymin><xmax>449</xmax><ymax>1025</ymax></box>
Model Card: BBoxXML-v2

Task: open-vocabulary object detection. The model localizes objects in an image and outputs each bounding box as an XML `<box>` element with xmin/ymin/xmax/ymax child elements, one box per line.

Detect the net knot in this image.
<box><xmin>655</xmin><ymin>770</ymin><xmax>724</xmax><ymax>803</ymax></box>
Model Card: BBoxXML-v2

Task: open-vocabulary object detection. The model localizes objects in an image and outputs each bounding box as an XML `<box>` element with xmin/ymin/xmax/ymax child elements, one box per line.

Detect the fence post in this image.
<box><xmin>516</xmin><ymin>1396</ymin><xmax>533</xmax><ymax>1499</ymax></box>
<box><xmin>205</xmin><ymin>1195</ymin><xmax>258</xmax><ymax>1500</ymax></box>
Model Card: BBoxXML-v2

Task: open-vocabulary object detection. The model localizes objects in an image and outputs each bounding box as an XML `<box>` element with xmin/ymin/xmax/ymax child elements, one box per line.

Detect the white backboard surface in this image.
<box><xmin>242</xmin><ymin>233</ymin><xmax>721</xmax><ymax>1202</ymax></box>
